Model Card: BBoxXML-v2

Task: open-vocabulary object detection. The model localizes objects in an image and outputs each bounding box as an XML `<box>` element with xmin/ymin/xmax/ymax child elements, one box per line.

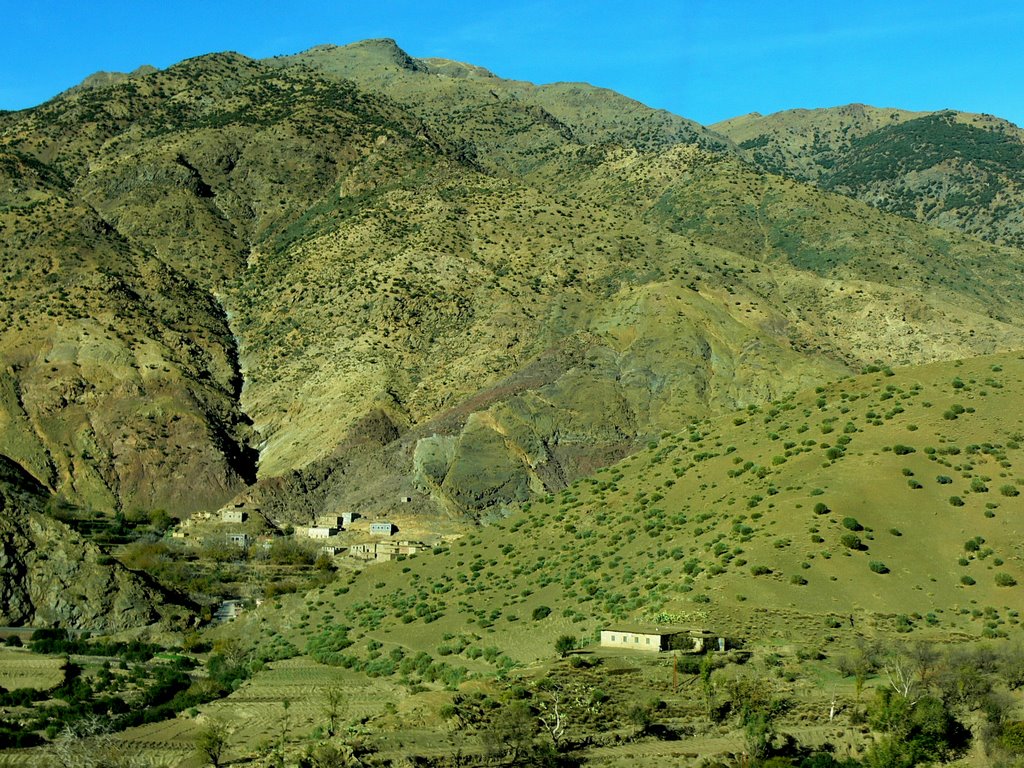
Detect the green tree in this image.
<box><xmin>743</xmin><ymin>712</ymin><xmax>776</xmax><ymax>762</ymax></box>
<box><xmin>194</xmin><ymin>720</ymin><xmax>229</xmax><ymax>768</ymax></box>
<box><xmin>627</xmin><ymin>700</ymin><xmax>656</xmax><ymax>736</ymax></box>
<box><xmin>482</xmin><ymin>700</ymin><xmax>536</xmax><ymax>762</ymax></box>
<box><xmin>868</xmin><ymin>688</ymin><xmax>969</xmax><ymax>765</ymax></box>
<box><xmin>322</xmin><ymin>685</ymin><xmax>346</xmax><ymax>737</ymax></box>
<box><xmin>554</xmin><ymin>634</ymin><xmax>577</xmax><ymax>658</ymax></box>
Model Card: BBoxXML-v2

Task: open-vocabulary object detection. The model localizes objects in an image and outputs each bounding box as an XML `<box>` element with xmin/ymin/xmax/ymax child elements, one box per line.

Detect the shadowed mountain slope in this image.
<box><xmin>0</xmin><ymin>454</ymin><xmax>193</xmax><ymax>630</ymax></box>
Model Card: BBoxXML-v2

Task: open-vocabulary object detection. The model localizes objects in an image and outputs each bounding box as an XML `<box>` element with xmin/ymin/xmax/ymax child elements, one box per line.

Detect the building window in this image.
<box><xmin>634</xmin><ymin>637</ymin><xmax>638</xmax><ymax>643</ymax></box>
<box><xmin>646</xmin><ymin>637</ymin><xmax>651</xmax><ymax>644</ymax></box>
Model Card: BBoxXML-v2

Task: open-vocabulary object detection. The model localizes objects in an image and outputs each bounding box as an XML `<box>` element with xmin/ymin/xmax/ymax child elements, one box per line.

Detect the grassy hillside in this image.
<box><xmin>162</xmin><ymin>350</ymin><xmax>1024</xmax><ymax>766</ymax></box>
<box><xmin>235</xmin><ymin>351</ymin><xmax>1024</xmax><ymax>667</ymax></box>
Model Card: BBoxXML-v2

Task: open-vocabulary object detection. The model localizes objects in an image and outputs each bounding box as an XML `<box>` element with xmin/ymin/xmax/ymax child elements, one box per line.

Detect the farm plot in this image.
<box><xmin>111</xmin><ymin>656</ymin><xmax>404</xmax><ymax>764</ymax></box>
<box><xmin>0</xmin><ymin>649</ymin><xmax>63</xmax><ymax>691</ymax></box>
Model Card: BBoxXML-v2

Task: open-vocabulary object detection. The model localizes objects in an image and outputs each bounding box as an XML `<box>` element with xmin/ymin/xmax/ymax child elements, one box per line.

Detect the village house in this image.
<box><xmin>342</xmin><ymin>512</ymin><xmax>358</xmax><ymax>527</ymax></box>
<box><xmin>349</xmin><ymin>542</ymin><xmax>375</xmax><ymax>560</ymax></box>
<box><xmin>370</xmin><ymin>521</ymin><xmax>396</xmax><ymax>536</ymax></box>
<box><xmin>599</xmin><ymin>625</ymin><xmax>728</xmax><ymax>653</ymax></box>
<box><xmin>316</xmin><ymin>515</ymin><xmax>343</xmax><ymax>529</ymax></box>
<box><xmin>220</xmin><ymin>508</ymin><xmax>246</xmax><ymax>524</ymax></box>
<box><xmin>348</xmin><ymin>539</ymin><xmax>429</xmax><ymax>562</ymax></box>
<box><xmin>396</xmin><ymin>540</ymin><xmax>430</xmax><ymax>556</ymax></box>
<box><xmin>227</xmin><ymin>533</ymin><xmax>251</xmax><ymax>548</ymax></box>
<box><xmin>307</xmin><ymin>526</ymin><xmax>336</xmax><ymax>539</ymax></box>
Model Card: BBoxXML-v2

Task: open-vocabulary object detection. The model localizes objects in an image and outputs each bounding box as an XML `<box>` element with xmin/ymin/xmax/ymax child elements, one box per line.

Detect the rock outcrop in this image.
<box><xmin>0</xmin><ymin>455</ymin><xmax>193</xmax><ymax>631</ymax></box>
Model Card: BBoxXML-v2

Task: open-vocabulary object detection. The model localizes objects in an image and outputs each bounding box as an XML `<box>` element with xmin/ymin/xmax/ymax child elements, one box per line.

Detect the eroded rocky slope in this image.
<box><xmin>0</xmin><ymin>455</ymin><xmax>191</xmax><ymax>629</ymax></box>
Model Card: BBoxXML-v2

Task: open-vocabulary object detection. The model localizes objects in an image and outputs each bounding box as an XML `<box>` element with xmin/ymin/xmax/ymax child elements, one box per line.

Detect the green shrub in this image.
<box><xmin>1000</xmin><ymin>485</ymin><xmax>1020</xmax><ymax>497</ymax></box>
<box><xmin>999</xmin><ymin>721</ymin><xmax>1024</xmax><ymax>755</ymax></box>
<box><xmin>840</xmin><ymin>533</ymin><xmax>862</xmax><ymax>550</ymax></box>
<box><xmin>893</xmin><ymin>444</ymin><xmax>916</xmax><ymax>455</ymax></box>
<box><xmin>869</xmin><ymin>561</ymin><xmax>889</xmax><ymax>574</ymax></box>
<box><xmin>949</xmin><ymin>496</ymin><xmax>965</xmax><ymax>507</ymax></box>
<box><xmin>995</xmin><ymin>573</ymin><xmax>1018</xmax><ymax>587</ymax></box>
<box><xmin>842</xmin><ymin>517</ymin><xmax>863</xmax><ymax>531</ymax></box>
<box><xmin>531</xmin><ymin>605</ymin><xmax>551</xmax><ymax>621</ymax></box>
<box><xmin>305</xmin><ymin>626</ymin><xmax>354</xmax><ymax>665</ymax></box>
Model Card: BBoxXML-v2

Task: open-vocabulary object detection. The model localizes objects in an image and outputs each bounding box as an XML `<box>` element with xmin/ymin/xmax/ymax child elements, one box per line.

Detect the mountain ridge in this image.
<box><xmin>715</xmin><ymin>103</ymin><xmax>1024</xmax><ymax>249</ymax></box>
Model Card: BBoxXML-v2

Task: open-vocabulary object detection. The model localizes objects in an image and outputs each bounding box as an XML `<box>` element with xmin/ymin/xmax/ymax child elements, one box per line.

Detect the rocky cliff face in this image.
<box><xmin>0</xmin><ymin>455</ymin><xmax>192</xmax><ymax>630</ymax></box>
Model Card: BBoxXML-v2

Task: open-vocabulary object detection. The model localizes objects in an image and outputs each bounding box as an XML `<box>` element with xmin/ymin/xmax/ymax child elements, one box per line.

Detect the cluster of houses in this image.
<box><xmin>170</xmin><ymin>501</ymin><xmax>435</xmax><ymax>566</ymax></box>
<box><xmin>306</xmin><ymin>515</ymin><xmax>430</xmax><ymax>562</ymax></box>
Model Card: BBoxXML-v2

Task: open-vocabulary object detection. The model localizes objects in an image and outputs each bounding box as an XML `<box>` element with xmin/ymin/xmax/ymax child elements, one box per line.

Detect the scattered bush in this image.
<box><xmin>995</xmin><ymin>573</ymin><xmax>1018</xmax><ymax>587</ymax></box>
<box><xmin>306</xmin><ymin>626</ymin><xmax>354</xmax><ymax>665</ymax></box>
<box><xmin>531</xmin><ymin>605</ymin><xmax>551</xmax><ymax>621</ymax></box>
<box><xmin>840</xmin><ymin>534</ymin><xmax>863</xmax><ymax>550</ymax></box>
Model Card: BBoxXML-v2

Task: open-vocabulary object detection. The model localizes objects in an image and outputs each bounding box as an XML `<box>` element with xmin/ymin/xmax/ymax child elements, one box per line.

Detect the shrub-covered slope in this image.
<box><xmin>2</xmin><ymin>41</ymin><xmax>1023</xmax><ymax>530</ymax></box>
<box><xmin>715</xmin><ymin>105</ymin><xmax>1024</xmax><ymax>249</ymax></box>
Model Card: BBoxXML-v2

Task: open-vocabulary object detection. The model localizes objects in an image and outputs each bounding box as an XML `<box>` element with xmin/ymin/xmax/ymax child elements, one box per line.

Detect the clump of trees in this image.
<box><xmin>29</xmin><ymin>628</ymin><xmax>161</xmax><ymax>662</ymax></box>
<box><xmin>832</xmin><ymin>640</ymin><xmax>1024</xmax><ymax>766</ymax></box>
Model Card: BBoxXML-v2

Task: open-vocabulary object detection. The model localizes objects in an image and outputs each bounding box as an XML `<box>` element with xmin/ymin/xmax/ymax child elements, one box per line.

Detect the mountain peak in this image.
<box><xmin>287</xmin><ymin>38</ymin><xmax>426</xmax><ymax>75</ymax></box>
<box><xmin>60</xmin><ymin>64</ymin><xmax>158</xmax><ymax>98</ymax></box>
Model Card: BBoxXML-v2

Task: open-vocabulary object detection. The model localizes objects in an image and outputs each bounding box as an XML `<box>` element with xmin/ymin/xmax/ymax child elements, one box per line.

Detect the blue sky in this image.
<box><xmin>3</xmin><ymin>1</ymin><xmax>1022</xmax><ymax>127</ymax></box>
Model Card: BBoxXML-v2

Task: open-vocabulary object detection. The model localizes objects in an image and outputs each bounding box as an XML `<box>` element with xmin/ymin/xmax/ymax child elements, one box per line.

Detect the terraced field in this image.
<box><xmin>0</xmin><ymin>649</ymin><xmax>63</xmax><ymax>691</ymax></box>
